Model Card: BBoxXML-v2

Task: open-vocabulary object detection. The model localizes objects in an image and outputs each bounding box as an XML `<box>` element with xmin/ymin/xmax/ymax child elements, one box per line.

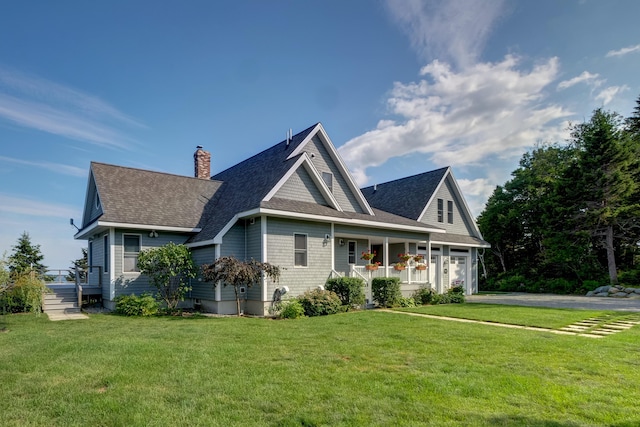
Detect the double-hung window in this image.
<box><xmin>294</xmin><ymin>234</ymin><xmax>307</xmax><ymax>267</ymax></box>
<box><xmin>348</xmin><ymin>241</ymin><xmax>356</xmax><ymax>264</ymax></box>
<box><xmin>123</xmin><ymin>234</ymin><xmax>141</xmax><ymax>272</ymax></box>
<box><xmin>322</xmin><ymin>172</ymin><xmax>333</xmax><ymax>193</ymax></box>
<box><xmin>437</xmin><ymin>198</ymin><xmax>444</xmax><ymax>223</ymax></box>
<box><xmin>447</xmin><ymin>200</ymin><xmax>454</xmax><ymax>224</ymax></box>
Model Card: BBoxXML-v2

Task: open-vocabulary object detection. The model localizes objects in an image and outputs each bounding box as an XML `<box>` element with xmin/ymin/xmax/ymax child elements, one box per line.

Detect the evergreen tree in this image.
<box><xmin>67</xmin><ymin>248</ymin><xmax>88</xmax><ymax>282</ymax></box>
<box><xmin>8</xmin><ymin>232</ymin><xmax>47</xmax><ymax>278</ymax></box>
<box><xmin>569</xmin><ymin>109</ymin><xmax>639</xmax><ymax>285</ymax></box>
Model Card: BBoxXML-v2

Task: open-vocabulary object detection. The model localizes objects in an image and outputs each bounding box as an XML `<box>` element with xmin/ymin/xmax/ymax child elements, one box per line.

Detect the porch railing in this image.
<box><xmin>351</xmin><ymin>265</ymin><xmax>429</xmax><ymax>284</ymax></box>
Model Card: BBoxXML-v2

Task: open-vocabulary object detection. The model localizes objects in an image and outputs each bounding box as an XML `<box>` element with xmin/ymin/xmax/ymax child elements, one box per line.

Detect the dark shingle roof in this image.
<box><xmin>261</xmin><ymin>198</ymin><xmax>443</xmax><ymax>231</ymax></box>
<box><xmin>189</xmin><ymin>123</ymin><xmax>318</xmax><ymax>242</ymax></box>
<box><xmin>91</xmin><ymin>162</ymin><xmax>223</xmax><ymax>229</ymax></box>
<box><xmin>360</xmin><ymin>167</ymin><xmax>449</xmax><ymax>220</ymax></box>
<box><xmin>430</xmin><ymin>233</ymin><xmax>491</xmax><ymax>247</ymax></box>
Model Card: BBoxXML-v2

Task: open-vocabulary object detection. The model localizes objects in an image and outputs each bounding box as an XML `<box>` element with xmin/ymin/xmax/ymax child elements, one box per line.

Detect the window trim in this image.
<box><xmin>322</xmin><ymin>171</ymin><xmax>333</xmax><ymax>193</ymax></box>
<box><xmin>437</xmin><ymin>198</ymin><xmax>444</xmax><ymax>223</ymax></box>
<box><xmin>88</xmin><ymin>240</ymin><xmax>93</xmax><ymax>273</ymax></box>
<box><xmin>123</xmin><ymin>233</ymin><xmax>142</xmax><ymax>273</ymax></box>
<box><xmin>447</xmin><ymin>200</ymin><xmax>454</xmax><ymax>224</ymax></box>
<box><xmin>103</xmin><ymin>234</ymin><xmax>109</xmax><ymax>273</ymax></box>
<box><xmin>293</xmin><ymin>233</ymin><xmax>308</xmax><ymax>268</ymax></box>
<box><xmin>347</xmin><ymin>240</ymin><xmax>356</xmax><ymax>265</ymax></box>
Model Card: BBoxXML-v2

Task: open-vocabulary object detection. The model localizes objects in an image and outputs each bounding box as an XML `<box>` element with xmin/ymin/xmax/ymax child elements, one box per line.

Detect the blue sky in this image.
<box><xmin>1</xmin><ymin>0</ymin><xmax>639</xmax><ymax>269</ymax></box>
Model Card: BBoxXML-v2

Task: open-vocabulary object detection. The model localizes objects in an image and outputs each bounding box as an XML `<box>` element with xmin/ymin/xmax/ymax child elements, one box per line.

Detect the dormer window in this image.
<box><xmin>95</xmin><ymin>193</ymin><xmax>100</xmax><ymax>209</ymax></box>
<box><xmin>322</xmin><ymin>172</ymin><xmax>333</xmax><ymax>193</ymax></box>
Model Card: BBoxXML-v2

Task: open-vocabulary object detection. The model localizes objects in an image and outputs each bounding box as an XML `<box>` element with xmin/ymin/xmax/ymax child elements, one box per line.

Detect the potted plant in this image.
<box><xmin>394</xmin><ymin>262</ymin><xmax>407</xmax><ymax>271</ymax></box>
<box><xmin>414</xmin><ymin>254</ymin><xmax>427</xmax><ymax>270</ymax></box>
<box><xmin>365</xmin><ymin>261</ymin><xmax>381</xmax><ymax>271</ymax></box>
<box><xmin>361</xmin><ymin>250</ymin><xmax>377</xmax><ymax>270</ymax></box>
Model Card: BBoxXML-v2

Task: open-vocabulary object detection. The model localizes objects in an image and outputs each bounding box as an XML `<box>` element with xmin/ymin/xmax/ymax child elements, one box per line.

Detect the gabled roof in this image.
<box><xmin>191</xmin><ymin>123</ymin><xmax>377</xmax><ymax>243</ymax></box>
<box><xmin>75</xmin><ymin>162</ymin><xmax>223</xmax><ymax>238</ymax></box>
<box><xmin>361</xmin><ymin>167</ymin><xmax>449</xmax><ymax>220</ymax></box>
<box><xmin>361</xmin><ymin>167</ymin><xmax>488</xmax><ymax>244</ymax></box>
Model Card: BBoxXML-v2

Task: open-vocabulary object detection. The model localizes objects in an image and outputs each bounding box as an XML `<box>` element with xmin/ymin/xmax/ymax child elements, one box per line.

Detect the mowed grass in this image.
<box><xmin>395</xmin><ymin>303</ymin><xmax>636</xmax><ymax>329</ymax></box>
<box><xmin>1</xmin><ymin>310</ymin><xmax>640</xmax><ymax>426</ymax></box>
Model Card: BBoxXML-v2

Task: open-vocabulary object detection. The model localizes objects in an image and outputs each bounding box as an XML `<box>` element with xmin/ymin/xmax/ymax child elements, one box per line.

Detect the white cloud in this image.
<box><xmin>557</xmin><ymin>71</ymin><xmax>602</xmax><ymax>90</ymax></box>
<box><xmin>0</xmin><ymin>193</ymin><xmax>78</xmax><ymax>218</ymax></box>
<box><xmin>606</xmin><ymin>44</ymin><xmax>640</xmax><ymax>58</ymax></box>
<box><xmin>0</xmin><ymin>155</ymin><xmax>86</xmax><ymax>177</ymax></box>
<box><xmin>595</xmin><ymin>85</ymin><xmax>629</xmax><ymax>105</ymax></box>
<box><xmin>0</xmin><ymin>67</ymin><xmax>143</xmax><ymax>149</ymax></box>
<box><xmin>339</xmin><ymin>55</ymin><xmax>572</xmax><ymax>186</ymax></box>
<box><xmin>384</xmin><ymin>0</ymin><xmax>507</xmax><ymax>69</ymax></box>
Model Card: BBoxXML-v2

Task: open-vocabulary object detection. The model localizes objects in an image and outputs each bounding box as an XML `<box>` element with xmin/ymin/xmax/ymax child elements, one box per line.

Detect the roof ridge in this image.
<box><xmin>361</xmin><ymin>166</ymin><xmax>449</xmax><ymax>189</ymax></box>
<box><xmin>212</xmin><ymin>123</ymin><xmax>319</xmax><ymax>179</ymax></box>
<box><xmin>91</xmin><ymin>161</ymin><xmax>223</xmax><ymax>183</ymax></box>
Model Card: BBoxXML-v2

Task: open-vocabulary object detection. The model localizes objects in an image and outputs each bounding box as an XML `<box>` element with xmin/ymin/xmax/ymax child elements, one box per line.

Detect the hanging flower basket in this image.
<box><xmin>394</xmin><ymin>264</ymin><xmax>406</xmax><ymax>271</ymax></box>
<box><xmin>365</xmin><ymin>264</ymin><xmax>378</xmax><ymax>271</ymax></box>
<box><xmin>415</xmin><ymin>264</ymin><xmax>427</xmax><ymax>271</ymax></box>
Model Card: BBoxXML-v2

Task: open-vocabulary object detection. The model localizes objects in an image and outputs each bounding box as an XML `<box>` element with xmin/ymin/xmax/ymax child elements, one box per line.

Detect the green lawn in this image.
<box><xmin>1</xmin><ymin>310</ymin><xmax>640</xmax><ymax>426</ymax></box>
<box><xmin>395</xmin><ymin>303</ymin><xmax>637</xmax><ymax>329</ymax></box>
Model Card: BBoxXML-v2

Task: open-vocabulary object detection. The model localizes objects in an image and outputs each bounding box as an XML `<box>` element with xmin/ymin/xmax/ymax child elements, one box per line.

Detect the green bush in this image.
<box><xmin>371</xmin><ymin>277</ymin><xmax>402</xmax><ymax>308</ymax></box>
<box><xmin>1</xmin><ymin>273</ymin><xmax>49</xmax><ymax>314</ymax></box>
<box><xmin>297</xmin><ymin>289</ymin><xmax>342</xmax><ymax>317</ymax></box>
<box><xmin>276</xmin><ymin>300</ymin><xmax>305</xmax><ymax>319</ymax></box>
<box><xmin>496</xmin><ymin>274</ymin><xmax>527</xmax><ymax>292</ymax></box>
<box><xmin>325</xmin><ymin>277</ymin><xmax>365</xmax><ymax>309</ymax></box>
<box><xmin>413</xmin><ymin>286</ymin><xmax>434</xmax><ymax>305</ymax></box>
<box><xmin>115</xmin><ymin>293</ymin><xmax>159</xmax><ymax>316</ymax></box>
<box><xmin>447</xmin><ymin>285</ymin><xmax>465</xmax><ymax>304</ymax></box>
<box><xmin>398</xmin><ymin>297</ymin><xmax>416</xmax><ymax>307</ymax></box>
<box><xmin>430</xmin><ymin>293</ymin><xmax>451</xmax><ymax>305</ymax></box>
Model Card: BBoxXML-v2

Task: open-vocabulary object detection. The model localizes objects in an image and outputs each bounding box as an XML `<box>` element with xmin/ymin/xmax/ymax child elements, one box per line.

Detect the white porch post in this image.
<box><xmin>427</xmin><ymin>236</ymin><xmax>432</xmax><ymax>290</ymax></box>
<box><xmin>406</xmin><ymin>242</ymin><xmax>412</xmax><ymax>284</ymax></box>
<box><xmin>384</xmin><ymin>237</ymin><xmax>389</xmax><ymax>277</ymax></box>
<box><xmin>330</xmin><ymin>223</ymin><xmax>335</xmax><ymax>272</ymax></box>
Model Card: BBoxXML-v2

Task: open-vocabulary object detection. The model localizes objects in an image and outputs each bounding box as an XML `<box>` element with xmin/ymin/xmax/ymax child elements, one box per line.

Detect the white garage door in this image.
<box><xmin>450</xmin><ymin>256</ymin><xmax>467</xmax><ymax>288</ymax></box>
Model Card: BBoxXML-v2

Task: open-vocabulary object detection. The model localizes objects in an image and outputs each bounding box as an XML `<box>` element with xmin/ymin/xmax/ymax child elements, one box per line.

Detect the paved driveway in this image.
<box><xmin>466</xmin><ymin>292</ymin><xmax>640</xmax><ymax>312</ymax></box>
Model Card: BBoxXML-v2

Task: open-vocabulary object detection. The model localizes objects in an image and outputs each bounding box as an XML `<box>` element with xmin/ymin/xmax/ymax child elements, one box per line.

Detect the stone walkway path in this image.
<box><xmin>46</xmin><ymin>311</ymin><xmax>89</xmax><ymax>321</ymax></box>
<box><xmin>383</xmin><ymin>309</ymin><xmax>640</xmax><ymax>338</ymax></box>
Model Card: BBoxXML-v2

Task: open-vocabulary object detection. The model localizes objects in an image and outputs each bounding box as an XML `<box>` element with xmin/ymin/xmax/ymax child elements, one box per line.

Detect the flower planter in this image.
<box><xmin>394</xmin><ymin>265</ymin><xmax>406</xmax><ymax>271</ymax></box>
<box><xmin>365</xmin><ymin>264</ymin><xmax>378</xmax><ymax>271</ymax></box>
<box><xmin>415</xmin><ymin>265</ymin><xmax>427</xmax><ymax>271</ymax></box>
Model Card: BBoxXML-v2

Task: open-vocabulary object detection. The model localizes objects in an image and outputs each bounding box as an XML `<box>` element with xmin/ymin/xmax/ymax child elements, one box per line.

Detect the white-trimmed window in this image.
<box><xmin>322</xmin><ymin>172</ymin><xmax>333</xmax><ymax>193</ymax></box>
<box><xmin>123</xmin><ymin>234</ymin><xmax>141</xmax><ymax>273</ymax></box>
<box><xmin>447</xmin><ymin>200</ymin><xmax>454</xmax><ymax>224</ymax></box>
<box><xmin>103</xmin><ymin>235</ymin><xmax>109</xmax><ymax>273</ymax></box>
<box><xmin>294</xmin><ymin>233</ymin><xmax>307</xmax><ymax>267</ymax></box>
<box><xmin>348</xmin><ymin>241</ymin><xmax>356</xmax><ymax>264</ymax></box>
<box><xmin>437</xmin><ymin>198</ymin><xmax>444</xmax><ymax>223</ymax></box>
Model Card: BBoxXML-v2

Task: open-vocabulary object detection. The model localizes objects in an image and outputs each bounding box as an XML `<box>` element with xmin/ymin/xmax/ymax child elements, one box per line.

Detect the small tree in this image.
<box><xmin>136</xmin><ymin>243</ymin><xmax>197</xmax><ymax>311</ymax></box>
<box><xmin>8</xmin><ymin>232</ymin><xmax>47</xmax><ymax>278</ymax></box>
<box><xmin>67</xmin><ymin>248</ymin><xmax>88</xmax><ymax>282</ymax></box>
<box><xmin>201</xmin><ymin>256</ymin><xmax>280</xmax><ymax>316</ymax></box>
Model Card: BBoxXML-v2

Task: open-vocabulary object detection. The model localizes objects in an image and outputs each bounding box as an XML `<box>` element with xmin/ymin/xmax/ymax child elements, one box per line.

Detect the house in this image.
<box><xmin>74</xmin><ymin>123</ymin><xmax>489</xmax><ymax>315</ymax></box>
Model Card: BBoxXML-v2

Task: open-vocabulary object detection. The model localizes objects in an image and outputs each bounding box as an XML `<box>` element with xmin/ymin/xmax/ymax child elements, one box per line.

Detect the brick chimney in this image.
<box><xmin>194</xmin><ymin>146</ymin><xmax>211</xmax><ymax>179</ymax></box>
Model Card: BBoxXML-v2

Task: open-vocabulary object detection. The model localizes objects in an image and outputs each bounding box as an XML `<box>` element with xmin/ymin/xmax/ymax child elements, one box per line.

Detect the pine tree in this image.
<box><xmin>8</xmin><ymin>232</ymin><xmax>47</xmax><ymax>278</ymax></box>
<box><xmin>570</xmin><ymin>109</ymin><xmax>639</xmax><ymax>285</ymax></box>
<box><xmin>67</xmin><ymin>248</ymin><xmax>88</xmax><ymax>282</ymax></box>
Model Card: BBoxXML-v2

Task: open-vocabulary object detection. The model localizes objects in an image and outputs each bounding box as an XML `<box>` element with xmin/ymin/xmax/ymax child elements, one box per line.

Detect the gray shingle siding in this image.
<box><xmin>83</xmin><ymin>174</ymin><xmax>103</xmax><ymax>226</ymax></box>
<box><xmin>423</xmin><ymin>177</ymin><xmax>474</xmax><ymax>236</ymax></box>
<box><xmin>333</xmin><ymin>238</ymin><xmax>369</xmax><ymax>276</ymax></box>
<box><xmin>307</xmin><ymin>136</ymin><xmax>364</xmax><ymax>213</ymax></box>
<box><xmin>266</xmin><ymin>218</ymin><xmax>332</xmax><ymax>296</ymax></box>
<box><xmin>274</xmin><ymin>167</ymin><xmax>328</xmax><ymax>205</ymax></box>
<box><xmin>190</xmin><ymin>246</ymin><xmax>216</xmax><ymax>301</ymax></box>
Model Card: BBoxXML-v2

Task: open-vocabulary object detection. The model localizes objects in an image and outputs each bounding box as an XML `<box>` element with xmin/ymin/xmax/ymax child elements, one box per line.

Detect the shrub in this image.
<box><xmin>275</xmin><ymin>299</ymin><xmax>305</xmax><ymax>319</ymax></box>
<box><xmin>546</xmin><ymin>278</ymin><xmax>577</xmax><ymax>294</ymax></box>
<box><xmin>372</xmin><ymin>277</ymin><xmax>402</xmax><ymax>308</ymax></box>
<box><xmin>325</xmin><ymin>277</ymin><xmax>365</xmax><ymax>309</ymax></box>
<box><xmin>297</xmin><ymin>289</ymin><xmax>341</xmax><ymax>317</ymax></box>
<box><xmin>430</xmin><ymin>293</ymin><xmax>451</xmax><ymax>305</ymax></box>
<box><xmin>115</xmin><ymin>293</ymin><xmax>159</xmax><ymax>316</ymax></box>
<box><xmin>398</xmin><ymin>297</ymin><xmax>416</xmax><ymax>307</ymax></box>
<box><xmin>2</xmin><ymin>273</ymin><xmax>49</xmax><ymax>314</ymax></box>
<box><xmin>447</xmin><ymin>285</ymin><xmax>465</xmax><ymax>304</ymax></box>
<box><xmin>413</xmin><ymin>286</ymin><xmax>434</xmax><ymax>305</ymax></box>
<box><xmin>496</xmin><ymin>274</ymin><xmax>527</xmax><ymax>292</ymax></box>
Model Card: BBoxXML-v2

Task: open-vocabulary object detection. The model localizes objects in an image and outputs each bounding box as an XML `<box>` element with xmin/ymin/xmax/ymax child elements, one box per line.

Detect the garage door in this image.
<box><xmin>450</xmin><ymin>256</ymin><xmax>467</xmax><ymax>288</ymax></box>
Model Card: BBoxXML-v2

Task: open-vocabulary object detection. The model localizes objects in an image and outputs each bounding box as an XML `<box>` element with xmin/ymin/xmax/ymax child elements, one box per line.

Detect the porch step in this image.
<box><xmin>44</xmin><ymin>287</ymin><xmax>79</xmax><ymax>313</ymax></box>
